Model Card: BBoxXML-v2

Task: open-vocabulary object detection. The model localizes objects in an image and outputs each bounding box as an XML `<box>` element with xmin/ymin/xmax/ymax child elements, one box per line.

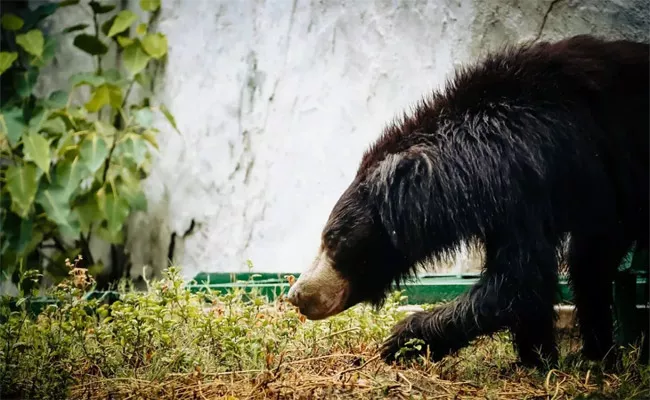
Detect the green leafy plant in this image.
<box><xmin>0</xmin><ymin>0</ymin><xmax>179</xmax><ymax>287</ymax></box>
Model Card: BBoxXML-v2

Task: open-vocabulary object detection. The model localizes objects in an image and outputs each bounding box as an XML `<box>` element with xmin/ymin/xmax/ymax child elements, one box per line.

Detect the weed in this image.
<box><xmin>0</xmin><ymin>261</ymin><xmax>647</xmax><ymax>399</ymax></box>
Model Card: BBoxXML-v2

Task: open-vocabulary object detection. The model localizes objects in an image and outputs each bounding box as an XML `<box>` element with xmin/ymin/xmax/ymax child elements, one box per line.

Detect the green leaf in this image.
<box><xmin>16</xmin><ymin>30</ymin><xmax>44</xmax><ymax>58</ymax></box>
<box><xmin>27</xmin><ymin>106</ymin><xmax>48</xmax><ymax>133</ymax></box>
<box><xmin>107</xmin><ymin>10</ymin><xmax>137</xmax><ymax>37</ymax></box>
<box><xmin>85</xmin><ymin>85</ymin><xmax>110</xmax><ymax>112</ymax></box>
<box><xmin>141</xmin><ymin>33</ymin><xmax>167</xmax><ymax>59</ymax></box>
<box><xmin>94</xmin><ymin>120</ymin><xmax>116</xmax><ymax>137</ymax></box>
<box><xmin>120</xmin><ymin>185</ymin><xmax>147</xmax><ymax>212</ymax></box>
<box><xmin>118</xmin><ymin>133</ymin><xmax>148</xmax><ymax>166</ymax></box>
<box><xmin>123</xmin><ymin>43</ymin><xmax>150</xmax><ymax>75</ymax></box>
<box><xmin>97</xmin><ymin>188</ymin><xmax>130</xmax><ymax>235</ymax></box>
<box><xmin>16</xmin><ymin>217</ymin><xmax>43</xmax><ymax>257</ymax></box>
<box><xmin>30</xmin><ymin>36</ymin><xmax>57</xmax><ymax>68</ymax></box>
<box><xmin>4</xmin><ymin>214</ymin><xmax>45</xmax><ymax>260</ymax></box>
<box><xmin>52</xmin><ymin>156</ymin><xmax>86</xmax><ymax>199</ymax></box>
<box><xmin>106</xmin><ymin>84</ymin><xmax>123</xmax><ymax>108</ymax></box>
<box><xmin>134</xmin><ymin>107</ymin><xmax>153</xmax><ymax>127</ymax></box>
<box><xmin>73</xmin><ymin>34</ymin><xmax>108</xmax><ymax>56</ymax></box>
<box><xmin>16</xmin><ymin>218</ymin><xmax>32</xmax><ymax>254</ymax></box>
<box><xmin>62</xmin><ymin>23</ymin><xmax>89</xmax><ymax>33</ymax></box>
<box><xmin>159</xmin><ymin>104</ymin><xmax>180</xmax><ymax>134</ymax></box>
<box><xmin>0</xmin><ymin>52</ymin><xmax>18</xmax><ymax>76</ymax></box>
<box><xmin>1</xmin><ymin>14</ymin><xmax>24</xmax><ymax>31</ymax></box>
<box><xmin>15</xmin><ymin>68</ymin><xmax>38</xmax><ymax>98</ymax></box>
<box><xmin>22</xmin><ymin>132</ymin><xmax>52</xmax><ymax>175</ymax></box>
<box><xmin>22</xmin><ymin>3</ymin><xmax>59</xmax><ymax>31</ymax></box>
<box><xmin>136</xmin><ymin>23</ymin><xmax>147</xmax><ymax>36</ymax></box>
<box><xmin>100</xmin><ymin>15</ymin><xmax>116</xmax><ymax>36</ymax></box>
<box><xmin>74</xmin><ymin>195</ymin><xmax>101</xmax><ymax>235</ymax></box>
<box><xmin>55</xmin><ymin>129</ymin><xmax>76</xmax><ymax>156</ymax></box>
<box><xmin>36</xmin><ymin>187</ymin><xmax>80</xmax><ymax>238</ymax></box>
<box><xmin>102</xmin><ymin>69</ymin><xmax>124</xmax><ymax>85</ymax></box>
<box><xmin>79</xmin><ymin>134</ymin><xmax>109</xmax><ymax>173</ymax></box>
<box><xmin>41</xmin><ymin>117</ymin><xmax>67</xmax><ymax>135</ymax></box>
<box><xmin>134</xmin><ymin>72</ymin><xmax>151</xmax><ymax>90</ymax></box>
<box><xmin>96</xmin><ymin>225</ymin><xmax>124</xmax><ymax>244</ymax></box>
<box><xmin>117</xmin><ymin>36</ymin><xmax>135</xmax><ymax>47</ymax></box>
<box><xmin>89</xmin><ymin>1</ymin><xmax>116</xmax><ymax>14</ymax></box>
<box><xmin>70</xmin><ymin>72</ymin><xmax>105</xmax><ymax>87</ymax></box>
<box><xmin>85</xmin><ymin>84</ymin><xmax>123</xmax><ymax>112</ymax></box>
<box><xmin>117</xmin><ymin>169</ymin><xmax>147</xmax><ymax>211</ymax></box>
<box><xmin>0</xmin><ymin>108</ymin><xmax>27</xmax><ymax>147</ymax></box>
<box><xmin>6</xmin><ymin>163</ymin><xmax>42</xmax><ymax>218</ymax></box>
<box><xmin>66</xmin><ymin>106</ymin><xmax>89</xmax><ymax>121</ymax></box>
<box><xmin>46</xmin><ymin>90</ymin><xmax>69</xmax><ymax>109</ymax></box>
<box><xmin>141</xmin><ymin>130</ymin><xmax>159</xmax><ymax>150</ymax></box>
<box><xmin>140</xmin><ymin>0</ymin><xmax>160</xmax><ymax>11</ymax></box>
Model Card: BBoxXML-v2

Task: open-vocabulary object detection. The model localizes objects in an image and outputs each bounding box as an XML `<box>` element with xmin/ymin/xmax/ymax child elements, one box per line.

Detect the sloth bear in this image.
<box><xmin>287</xmin><ymin>35</ymin><xmax>649</xmax><ymax>367</ymax></box>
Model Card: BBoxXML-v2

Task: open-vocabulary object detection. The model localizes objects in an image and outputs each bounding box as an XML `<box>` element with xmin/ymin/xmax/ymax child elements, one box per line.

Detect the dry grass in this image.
<box><xmin>1</xmin><ymin>264</ymin><xmax>648</xmax><ymax>400</ymax></box>
<box><xmin>66</xmin><ymin>332</ymin><xmax>649</xmax><ymax>400</ymax></box>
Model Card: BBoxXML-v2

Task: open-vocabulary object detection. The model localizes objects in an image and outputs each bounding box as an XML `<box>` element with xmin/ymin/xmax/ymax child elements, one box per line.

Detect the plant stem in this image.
<box><xmin>85</xmin><ymin>224</ymin><xmax>93</xmax><ymax>257</ymax></box>
<box><xmin>120</xmin><ymin>81</ymin><xmax>135</xmax><ymax>111</ymax></box>
<box><xmin>101</xmin><ymin>135</ymin><xmax>118</xmax><ymax>185</ymax></box>
<box><xmin>92</xmin><ymin>12</ymin><xmax>103</xmax><ymax>75</ymax></box>
<box><xmin>91</xmin><ymin>9</ymin><xmax>104</xmax><ymax>123</ymax></box>
<box><xmin>79</xmin><ymin>224</ymin><xmax>95</xmax><ymax>267</ymax></box>
<box><xmin>51</xmin><ymin>235</ymin><xmax>66</xmax><ymax>252</ymax></box>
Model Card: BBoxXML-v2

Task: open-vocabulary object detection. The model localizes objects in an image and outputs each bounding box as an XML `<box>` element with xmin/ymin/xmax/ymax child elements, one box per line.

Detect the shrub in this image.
<box><xmin>0</xmin><ymin>0</ymin><xmax>179</xmax><ymax>288</ymax></box>
<box><xmin>0</xmin><ymin>260</ymin><xmax>409</xmax><ymax>399</ymax></box>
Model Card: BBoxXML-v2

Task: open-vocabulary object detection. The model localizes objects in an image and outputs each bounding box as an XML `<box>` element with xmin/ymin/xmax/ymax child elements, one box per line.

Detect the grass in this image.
<box><xmin>0</xmin><ymin>259</ymin><xmax>648</xmax><ymax>399</ymax></box>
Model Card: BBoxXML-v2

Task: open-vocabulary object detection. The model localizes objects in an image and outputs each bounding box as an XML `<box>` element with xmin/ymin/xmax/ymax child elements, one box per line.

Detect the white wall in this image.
<box><xmin>33</xmin><ymin>0</ymin><xmax>650</xmax><ymax>281</ymax></box>
<box><xmin>142</xmin><ymin>0</ymin><xmax>477</xmax><ymax>279</ymax></box>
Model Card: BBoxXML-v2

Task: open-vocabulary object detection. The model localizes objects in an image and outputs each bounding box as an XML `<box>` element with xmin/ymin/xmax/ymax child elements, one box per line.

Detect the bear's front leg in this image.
<box><xmin>380</xmin><ymin>307</ymin><xmax>471</xmax><ymax>363</ymax></box>
<box><xmin>381</xmin><ymin>260</ymin><xmax>559</xmax><ymax>368</ymax></box>
<box><xmin>380</xmin><ymin>274</ymin><xmax>514</xmax><ymax>364</ymax></box>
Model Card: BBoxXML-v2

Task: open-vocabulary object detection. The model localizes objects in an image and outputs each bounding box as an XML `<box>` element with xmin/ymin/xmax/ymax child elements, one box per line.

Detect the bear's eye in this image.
<box><xmin>323</xmin><ymin>230</ymin><xmax>338</xmax><ymax>251</ymax></box>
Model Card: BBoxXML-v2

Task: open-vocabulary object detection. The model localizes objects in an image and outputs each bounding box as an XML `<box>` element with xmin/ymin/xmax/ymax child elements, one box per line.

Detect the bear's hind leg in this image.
<box><xmin>508</xmin><ymin>267</ymin><xmax>559</xmax><ymax>367</ymax></box>
<box><xmin>567</xmin><ymin>233</ymin><xmax>631</xmax><ymax>362</ymax></box>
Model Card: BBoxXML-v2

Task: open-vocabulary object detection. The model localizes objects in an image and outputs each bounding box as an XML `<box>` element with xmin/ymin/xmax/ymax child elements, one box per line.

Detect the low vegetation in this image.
<box><xmin>0</xmin><ymin>258</ymin><xmax>648</xmax><ymax>399</ymax></box>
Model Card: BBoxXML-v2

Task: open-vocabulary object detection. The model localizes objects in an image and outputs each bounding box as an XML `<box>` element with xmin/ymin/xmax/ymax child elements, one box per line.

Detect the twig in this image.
<box><xmin>397</xmin><ymin>372</ymin><xmax>413</xmax><ymax>392</ymax></box>
<box><xmin>169</xmin><ymin>369</ymin><xmax>264</xmax><ymax>377</ymax></box>
<box><xmin>336</xmin><ymin>354</ymin><xmax>381</xmax><ymax>377</ymax></box>
<box><xmin>316</xmin><ymin>327</ymin><xmax>360</xmax><ymax>341</ymax></box>
<box><xmin>287</xmin><ymin>353</ymin><xmax>359</xmax><ymax>365</ymax></box>
<box><xmin>71</xmin><ymin>377</ymin><xmax>164</xmax><ymax>388</ymax></box>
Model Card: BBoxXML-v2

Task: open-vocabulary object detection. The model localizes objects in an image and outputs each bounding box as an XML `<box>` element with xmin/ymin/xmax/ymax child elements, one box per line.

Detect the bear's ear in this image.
<box><xmin>367</xmin><ymin>148</ymin><xmax>432</xmax><ymax>254</ymax></box>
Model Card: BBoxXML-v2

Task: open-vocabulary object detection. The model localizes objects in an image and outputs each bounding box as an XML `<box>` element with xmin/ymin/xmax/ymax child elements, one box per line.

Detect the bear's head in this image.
<box><xmin>286</xmin><ymin>149</ymin><xmax>426</xmax><ymax>320</ymax></box>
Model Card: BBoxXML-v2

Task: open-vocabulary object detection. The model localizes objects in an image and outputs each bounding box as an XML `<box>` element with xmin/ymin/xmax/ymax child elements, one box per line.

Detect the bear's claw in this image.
<box><xmin>380</xmin><ymin>314</ymin><xmax>432</xmax><ymax>364</ymax></box>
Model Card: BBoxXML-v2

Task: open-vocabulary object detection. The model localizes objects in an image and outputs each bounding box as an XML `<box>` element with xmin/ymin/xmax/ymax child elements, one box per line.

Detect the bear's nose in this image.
<box><xmin>286</xmin><ymin>284</ymin><xmax>303</xmax><ymax>308</ymax></box>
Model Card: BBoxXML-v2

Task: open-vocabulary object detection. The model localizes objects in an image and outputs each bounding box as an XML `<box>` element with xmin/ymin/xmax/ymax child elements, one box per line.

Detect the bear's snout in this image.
<box><xmin>286</xmin><ymin>285</ymin><xmax>318</xmax><ymax>318</ymax></box>
<box><xmin>286</xmin><ymin>284</ymin><xmax>304</xmax><ymax>309</ymax></box>
<box><xmin>286</xmin><ymin>251</ymin><xmax>350</xmax><ymax>320</ymax></box>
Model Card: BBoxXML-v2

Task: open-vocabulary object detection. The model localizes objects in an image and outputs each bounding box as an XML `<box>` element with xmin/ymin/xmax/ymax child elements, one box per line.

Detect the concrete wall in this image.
<box><xmin>34</xmin><ymin>0</ymin><xmax>649</xmax><ymax>281</ymax></box>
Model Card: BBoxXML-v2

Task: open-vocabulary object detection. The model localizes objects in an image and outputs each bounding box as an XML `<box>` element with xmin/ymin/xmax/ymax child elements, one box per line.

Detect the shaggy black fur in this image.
<box><xmin>319</xmin><ymin>35</ymin><xmax>649</xmax><ymax>367</ymax></box>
